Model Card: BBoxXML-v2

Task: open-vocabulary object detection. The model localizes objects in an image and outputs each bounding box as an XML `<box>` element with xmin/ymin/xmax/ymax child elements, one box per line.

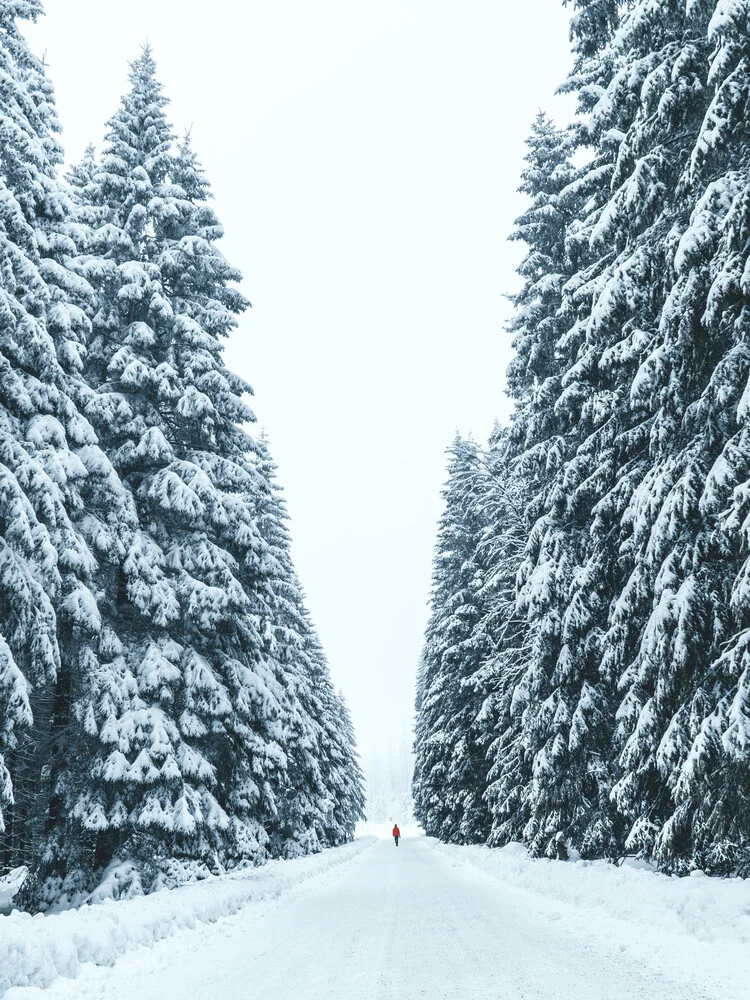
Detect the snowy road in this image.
<box><xmin>7</xmin><ymin>836</ymin><xmax>740</xmax><ymax>999</ymax></box>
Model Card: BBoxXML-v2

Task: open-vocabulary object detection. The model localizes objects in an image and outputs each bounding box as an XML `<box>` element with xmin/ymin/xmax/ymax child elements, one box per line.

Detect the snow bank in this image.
<box><xmin>433</xmin><ymin>840</ymin><xmax>750</xmax><ymax>947</ymax></box>
<box><xmin>0</xmin><ymin>838</ymin><xmax>374</xmax><ymax>994</ymax></box>
<box><xmin>0</xmin><ymin>867</ymin><xmax>28</xmax><ymax>915</ymax></box>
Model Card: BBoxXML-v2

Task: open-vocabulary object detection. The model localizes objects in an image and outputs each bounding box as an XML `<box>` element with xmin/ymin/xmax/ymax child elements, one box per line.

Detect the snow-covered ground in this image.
<box><xmin>433</xmin><ymin>840</ymin><xmax>750</xmax><ymax>951</ymax></box>
<box><xmin>0</xmin><ymin>840</ymin><xmax>373</xmax><ymax>994</ymax></box>
<box><xmin>4</xmin><ymin>836</ymin><xmax>749</xmax><ymax>998</ymax></box>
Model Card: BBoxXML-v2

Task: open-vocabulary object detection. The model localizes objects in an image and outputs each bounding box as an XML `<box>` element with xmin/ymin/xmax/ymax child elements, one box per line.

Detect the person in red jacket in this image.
<box><xmin>392</xmin><ymin>824</ymin><xmax>400</xmax><ymax>846</ymax></box>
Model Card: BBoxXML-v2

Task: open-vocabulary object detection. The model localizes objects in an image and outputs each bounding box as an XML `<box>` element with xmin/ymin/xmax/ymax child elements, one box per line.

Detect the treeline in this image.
<box><xmin>414</xmin><ymin>0</ymin><xmax>750</xmax><ymax>874</ymax></box>
<box><xmin>0</xmin><ymin>3</ymin><xmax>363</xmax><ymax>908</ymax></box>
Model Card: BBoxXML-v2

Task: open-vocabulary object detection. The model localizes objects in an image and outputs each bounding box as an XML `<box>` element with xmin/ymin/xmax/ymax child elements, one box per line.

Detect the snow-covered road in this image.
<box><xmin>7</xmin><ymin>836</ymin><xmax>744</xmax><ymax>999</ymax></box>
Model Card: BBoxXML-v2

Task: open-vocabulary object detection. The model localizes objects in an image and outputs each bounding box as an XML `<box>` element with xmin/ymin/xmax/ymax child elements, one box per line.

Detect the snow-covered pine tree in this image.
<box><xmin>469</xmin><ymin>116</ymin><xmax>580</xmax><ymax>850</ymax></box>
<box><xmin>0</xmin><ymin>0</ymin><xmax>123</xmax><ymax>885</ymax></box>
<box><xmin>501</xmin><ymin>0</ymin><xmax>750</xmax><ymax>869</ymax></box>
<box><xmin>249</xmin><ymin>437</ymin><xmax>364</xmax><ymax>855</ymax></box>
<box><xmin>413</xmin><ymin>437</ymin><xmax>493</xmax><ymax>843</ymax></box>
<box><xmin>490</xmin><ymin>84</ymin><xmax>639</xmax><ymax>857</ymax></box>
<box><xmin>277</xmin><ymin>614</ymin><xmax>365</xmax><ymax>850</ymax></box>
<box><xmin>473</xmin><ymin>431</ymin><xmax>533</xmax><ymax>848</ymax></box>
<box><xmin>473</xmin><ymin>0</ymin><xmax>695</xmax><ymax>860</ymax></box>
<box><xmin>672</xmin><ymin>0</ymin><xmax>750</xmax><ymax>873</ymax></box>
<box><xmin>509</xmin><ymin>0</ymin><xmax>700</xmax><ymax>858</ymax></box>
<box><xmin>480</xmin><ymin>116</ymin><xmax>581</xmax><ymax>849</ymax></box>
<box><xmin>285</xmin><ymin>612</ymin><xmax>367</xmax><ymax>848</ymax></box>
<box><xmin>60</xmin><ymin>49</ymin><xmax>292</xmax><ymax>883</ymax></box>
<box><xmin>505</xmin><ymin>113</ymin><xmax>579</xmax><ymax>461</ymax></box>
<box><xmin>557</xmin><ymin>0</ymin><xmax>725</xmax><ymax>867</ymax></box>
<box><xmin>309</xmin><ymin>651</ymin><xmax>366</xmax><ymax>845</ymax></box>
<box><xmin>597</xmin><ymin>0</ymin><xmax>750</xmax><ymax>872</ymax></box>
<box><xmin>329</xmin><ymin>691</ymin><xmax>366</xmax><ymax>838</ymax></box>
<box><xmin>244</xmin><ymin>438</ymin><xmax>326</xmax><ymax>857</ymax></box>
<box><xmin>411</xmin><ymin>0</ymin><xmax>750</xmax><ymax>874</ymax></box>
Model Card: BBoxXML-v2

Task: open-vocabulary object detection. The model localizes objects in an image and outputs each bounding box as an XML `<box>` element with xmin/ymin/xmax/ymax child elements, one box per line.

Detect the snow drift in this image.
<box><xmin>0</xmin><ymin>838</ymin><xmax>374</xmax><ymax>994</ymax></box>
<box><xmin>434</xmin><ymin>840</ymin><xmax>750</xmax><ymax>947</ymax></box>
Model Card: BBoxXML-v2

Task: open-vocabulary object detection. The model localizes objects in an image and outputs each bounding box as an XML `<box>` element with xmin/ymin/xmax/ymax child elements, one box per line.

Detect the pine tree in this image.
<box><xmin>602</xmin><ymin>0</ymin><xmax>750</xmax><ymax>871</ymax></box>
<box><xmin>58</xmin><ymin>50</ymin><xmax>290</xmax><ymax>882</ymax></box>
<box><xmin>0</xmin><ymin>0</ymin><xmax>123</xmax><ymax>887</ymax></box>
<box><xmin>327</xmin><ymin>690</ymin><xmax>366</xmax><ymax>839</ymax></box>
<box><xmin>504</xmin><ymin>0</ymin><xmax>718</xmax><ymax>861</ymax></box>
<box><xmin>505</xmin><ymin>113</ymin><xmax>578</xmax><ymax>437</ymax></box>
<box><xmin>472</xmin><ymin>118</ymin><xmax>581</xmax><ymax>849</ymax></box>
<box><xmin>413</xmin><ymin>437</ymin><xmax>493</xmax><ymax>843</ymax></box>
<box><xmin>674</xmin><ymin>0</ymin><xmax>750</xmax><ymax>873</ymax></box>
<box><xmin>414</xmin><ymin>0</ymin><xmax>750</xmax><ymax>874</ymax></box>
<box><xmin>474</xmin><ymin>432</ymin><xmax>533</xmax><ymax>848</ymax></box>
<box><xmin>495</xmin><ymin>94</ymin><xmax>635</xmax><ymax>857</ymax></box>
<box><xmin>0</xmin><ymin>13</ymin><xmax>364</xmax><ymax>900</ymax></box>
<box><xmin>50</xmin><ymin>50</ymin><xmax>366</xmax><ymax>888</ymax></box>
<box><xmin>499</xmin><ymin>0</ymin><xmax>750</xmax><ymax>867</ymax></box>
<box><xmin>250</xmin><ymin>437</ymin><xmax>364</xmax><ymax>855</ymax></box>
<box><xmin>244</xmin><ymin>438</ymin><xmax>324</xmax><ymax>857</ymax></box>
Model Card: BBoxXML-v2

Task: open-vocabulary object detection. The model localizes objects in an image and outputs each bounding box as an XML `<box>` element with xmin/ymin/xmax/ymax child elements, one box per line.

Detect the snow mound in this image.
<box><xmin>0</xmin><ymin>838</ymin><xmax>374</xmax><ymax>994</ymax></box>
<box><xmin>433</xmin><ymin>840</ymin><xmax>750</xmax><ymax>947</ymax></box>
<box><xmin>0</xmin><ymin>867</ymin><xmax>28</xmax><ymax>915</ymax></box>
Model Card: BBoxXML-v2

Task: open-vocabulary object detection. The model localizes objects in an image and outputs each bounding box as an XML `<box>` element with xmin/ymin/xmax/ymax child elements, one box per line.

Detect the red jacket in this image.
<box><xmin>392</xmin><ymin>826</ymin><xmax>400</xmax><ymax>837</ymax></box>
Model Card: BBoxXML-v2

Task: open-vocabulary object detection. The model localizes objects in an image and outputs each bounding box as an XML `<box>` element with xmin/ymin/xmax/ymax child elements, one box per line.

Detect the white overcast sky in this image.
<box><xmin>28</xmin><ymin>1</ymin><xmax>576</xmax><ymax>760</ymax></box>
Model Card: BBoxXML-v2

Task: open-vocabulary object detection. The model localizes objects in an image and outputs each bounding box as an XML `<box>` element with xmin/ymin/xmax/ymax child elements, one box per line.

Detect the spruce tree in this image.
<box><xmin>675</xmin><ymin>0</ymin><xmax>750</xmax><ymax>872</ymax></box>
<box><xmin>0</xmin><ymin>11</ymin><xmax>364</xmax><ymax>901</ymax></box>
<box><xmin>0</xmin><ymin>0</ymin><xmax>125</xmax><ymax>891</ymax></box>
<box><xmin>0</xmin><ymin>3</ymin><xmax>144</xmax><ymax>916</ymax></box>
<box><xmin>479</xmin><ymin>117</ymin><xmax>578</xmax><ymax>848</ymax></box>
<box><xmin>413</xmin><ymin>437</ymin><xmax>493</xmax><ymax>843</ymax></box>
<box><xmin>61</xmin><ymin>50</ymin><xmax>289</xmax><ymax>880</ymax></box>
<box><xmin>501</xmin><ymin>0</ymin><xmax>750</xmax><ymax>866</ymax></box>
<box><xmin>474</xmin><ymin>432</ymin><xmax>533</xmax><ymax>848</ymax></box>
<box><xmin>306</xmin><ymin>636</ymin><xmax>366</xmax><ymax>845</ymax></box>
<box><xmin>250</xmin><ymin>437</ymin><xmax>364</xmax><ymax>855</ymax></box>
<box><xmin>53</xmin><ymin>50</ymin><xmax>366</xmax><ymax>887</ymax></box>
<box><xmin>496</xmin><ymin>96</ymin><xmax>634</xmax><ymax>856</ymax></box>
<box><xmin>603</xmin><ymin>0</ymin><xmax>750</xmax><ymax>870</ymax></box>
<box><xmin>330</xmin><ymin>691</ymin><xmax>366</xmax><ymax>838</ymax></box>
<box><xmin>415</xmin><ymin>0</ymin><xmax>750</xmax><ymax>874</ymax></box>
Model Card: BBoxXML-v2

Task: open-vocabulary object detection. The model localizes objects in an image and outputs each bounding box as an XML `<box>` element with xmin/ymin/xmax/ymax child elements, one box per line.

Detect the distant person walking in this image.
<box><xmin>392</xmin><ymin>824</ymin><xmax>400</xmax><ymax>846</ymax></box>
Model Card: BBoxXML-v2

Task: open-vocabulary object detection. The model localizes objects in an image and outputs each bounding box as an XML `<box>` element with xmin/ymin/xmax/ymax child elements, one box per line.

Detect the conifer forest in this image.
<box><xmin>0</xmin><ymin>0</ymin><xmax>749</xmax><ymax>960</ymax></box>
<box><xmin>5</xmin><ymin>0</ymin><xmax>750</xmax><ymax>996</ymax></box>
<box><xmin>414</xmin><ymin>0</ymin><xmax>750</xmax><ymax>876</ymax></box>
<box><xmin>0</xmin><ymin>3</ymin><xmax>364</xmax><ymax>910</ymax></box>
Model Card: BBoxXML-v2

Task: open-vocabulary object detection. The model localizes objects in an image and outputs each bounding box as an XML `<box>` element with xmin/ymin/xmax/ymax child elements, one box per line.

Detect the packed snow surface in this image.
<box><xmin>5</xmin><ymin>836</ymin><xmax>750</xmax><ymax>999</ymax></box>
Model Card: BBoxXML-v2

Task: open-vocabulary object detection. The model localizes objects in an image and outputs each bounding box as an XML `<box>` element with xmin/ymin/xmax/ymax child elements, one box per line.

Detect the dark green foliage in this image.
<box><xmin>416</xmin><ymin>0</ymin><xmax>750</xmax><ymax>874</ymax></box>
<box><xmin>0</xmin><ymin>13</ymin><xmax>363</xmax><ymax>907</ymax></box>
